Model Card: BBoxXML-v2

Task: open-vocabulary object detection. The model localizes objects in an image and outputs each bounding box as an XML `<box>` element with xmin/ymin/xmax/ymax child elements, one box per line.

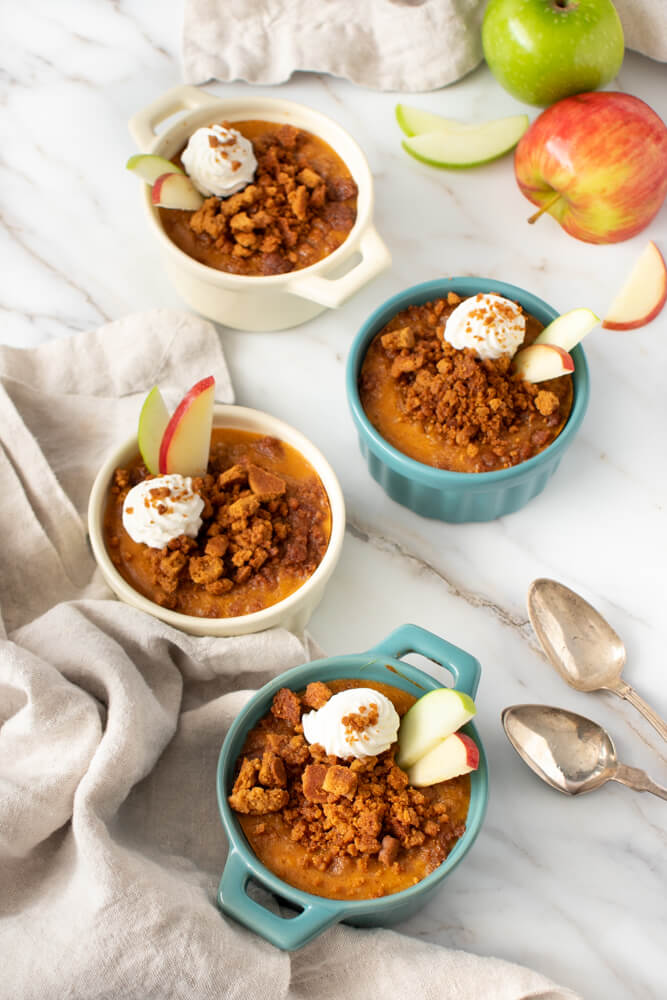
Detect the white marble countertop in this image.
<box><xmin>3</xmin><ymin>4</ymin><xmax>666</xmax><ymax>999</ymax></box>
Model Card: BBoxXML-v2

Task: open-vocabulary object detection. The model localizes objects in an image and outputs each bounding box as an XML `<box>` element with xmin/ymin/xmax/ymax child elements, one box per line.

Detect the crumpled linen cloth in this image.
<box><xmin>182</xmin><ymin>0</ymin><xmax>667</xmax><ymax>92</ymax></box>
<box><xmin>0</xmin><ymin>310</ymin><xmax>581</xmax><ymax>999</ymax></box>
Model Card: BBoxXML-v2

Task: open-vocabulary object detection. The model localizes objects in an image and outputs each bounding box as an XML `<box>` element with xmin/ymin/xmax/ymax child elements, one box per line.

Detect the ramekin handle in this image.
<box><xmin>285</xmin><ymin>225</ymin><xmax>391</xmax><ymax>309</ymax></box>
<box><xmin>368</xmin><ymin>624</ymin><xmax>481</xmax><ymax>699</ymax></box>
<box><xmin>218</xmin><ymin>850</ymin><xmax>340</xmax><ymax>951</ymax></box>
<box><xmin>128</xmin><ymin>85</ymin><xmax>220</xmax><ymax>153</ymax></box>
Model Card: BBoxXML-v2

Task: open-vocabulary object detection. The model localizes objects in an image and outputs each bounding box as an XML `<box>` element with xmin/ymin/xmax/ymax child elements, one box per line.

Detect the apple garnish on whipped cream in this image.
<box><xmin>443</xmin><ymin>292</ymin><xmax>526</xmax><ymax>361</ymax></box>
<box><xmin>181</xmin><ymin>124</ymin><xmax>257</xmax><ymax>199</ymax></box>
<box><xmin>122</xmin><ymin>474</ymin><xmax>204</xmax><ymax>549</ymax></box>
<box><xmin>302</xmin><ymin>688</ymin><xmax>400</xmax><ymax>759</ymax></box>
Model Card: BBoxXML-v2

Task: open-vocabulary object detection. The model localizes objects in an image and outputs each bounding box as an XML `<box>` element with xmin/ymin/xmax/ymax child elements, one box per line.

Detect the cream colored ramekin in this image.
<box><xmin>128</xmin><ymin>86</ymin><xmax>391</xmax><ymax>331</ymax></box>
<box><xmin>87</xmin><ymin>404</ymin><xmax>346</xmax><ymax>637</ymax></box>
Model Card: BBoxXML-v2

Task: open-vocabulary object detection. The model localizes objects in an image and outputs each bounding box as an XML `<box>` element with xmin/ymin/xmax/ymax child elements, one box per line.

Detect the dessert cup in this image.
<box><xmin>216</xmin><ymin>624</ymin><xmax>488</xmax><ymax>949</ymax></box>
<box><xmin>346</xmin><ymin>277</ymin><xmax>590</xmax><ymax>522</ymax></box>
<box><xmin>87</xmin><ymin>404</ymin><xmax>345</xmax><ymax>637</ymax></box>
<box><xmin>128</xmin><ymin>86</ymin><xmax>391</xmax><ymax>331</ymax></box>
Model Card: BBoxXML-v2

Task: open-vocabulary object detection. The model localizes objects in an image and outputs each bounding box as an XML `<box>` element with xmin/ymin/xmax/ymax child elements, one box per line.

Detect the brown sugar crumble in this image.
<box><xmin>359</xmin><ymin>294</ymin><xmax>570</xmax><ymax>472</ymax></box>
<box><xmin>229</xmin><ymin>683</ymin><xmax>466</xmax><ymax>874</ymax></box>
<box><xmin>187</xmin><ymin>123</ymin><xmax>358</xmax><ymax>275</ymax></box>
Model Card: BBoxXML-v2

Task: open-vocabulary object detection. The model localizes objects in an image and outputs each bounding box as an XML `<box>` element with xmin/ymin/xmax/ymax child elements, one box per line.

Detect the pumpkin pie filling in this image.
<box><xmin>103</xmin><ymin>428</ymin><xmax>331</xmax><ymax>618</ymax></box>
<box><xmin>359</xmin><ymin>293</ymin><xmax>574</xmax><ymax>473</ymax></box>
<box><xmin>160</xmin><ymin>120</ymin><xmax>358</xmax><ymax>277</ymax></box>
<box><xmin>228</xmin><ymin>679</ymin><xmax>471</xmax><ymax>900</ymax></box>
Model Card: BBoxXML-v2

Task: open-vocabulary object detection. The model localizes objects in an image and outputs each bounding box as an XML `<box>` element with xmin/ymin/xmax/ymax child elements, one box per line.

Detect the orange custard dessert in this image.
<box><xmin>104</xmin><ymin>428</ymin><xmax>332</xmax><ymax>619</ymax></box>
<box><xmin>229</xmin><ymin>678</ymin><xmax>471</xmax><ymax>900</ymax></box>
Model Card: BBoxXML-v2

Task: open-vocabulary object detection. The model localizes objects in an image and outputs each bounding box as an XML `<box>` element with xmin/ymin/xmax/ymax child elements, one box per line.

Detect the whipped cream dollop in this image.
<box><xmin>443</xmin><ymin>293</ymin><xmax>526</xmax><ymax>361</ymax></box>
<box><xmin>181</xmin><ymin>124</ymin><xmax>257</xmax><ymax>198</ymax></box>
<box><xmin>302</xmin><ymin>688</ymin><xmax>400</xmax><ymax>759</ymax></box>
<box><xmin>122</xmin><ymin>474</ymin><xmax>204</xmax><ymax>549</ymax></box>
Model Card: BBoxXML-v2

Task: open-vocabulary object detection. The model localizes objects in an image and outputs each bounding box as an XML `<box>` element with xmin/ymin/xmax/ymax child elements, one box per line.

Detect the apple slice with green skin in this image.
<box><xmin>401</xmin><ymin>114</ymin><xmax>529</xmax><ymax>169</ymax></box>
<box><xmin>152</xmin><ymin>173</ymin><xmax>204</xmax><ymax>211</ymax></box>
<box><xmin>158</xmin><ymin>376</ymin><xmax>215</xmax><ymax>477</ymax></box>
<box><xmin>395</xmin><ymin>688</ymin><xmax>476</xmax><ymax>770</ymax></box>
<box><xmin>395</xmin><ymin>104</ymin><xmax>464</xmax><ymax>138</ymax></box>
<box><xmin>534</xmin><ymin>308</ymin><xmax>600</xmax><ymax>352</ymax></box>
<box><xmin>126</xmin><ymin>154</ymin><xmax>184</xmax><ymax>185</ymax></box>
<box><xmin>602</xmin><ymin>241</ymin><xmax>667</xmax><ymax>331</ymax></box>
<box><xmin>138</xmin><ymin>386</ymin><xmax>170</xmax><ymax>475</ymax></box>
<box><xmin>513</xmin><ymin>343</ymin><xmax>574</xmax><ymax>383</ymax></box>
<box><xmin>407</xmin><ymin>732</ymin><xmax>480</xmax><ymax>788</ymax></box>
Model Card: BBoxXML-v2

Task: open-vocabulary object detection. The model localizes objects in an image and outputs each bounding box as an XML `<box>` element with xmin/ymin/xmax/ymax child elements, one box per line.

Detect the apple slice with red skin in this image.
<box><xmin>158</xmin><ymin>376</ymin><xmax>215</xmax><ymax>477</ymax></box>
<box><xmin>396</xmin><ymin>688</ymin><xmax>476</xmax><ymax>770</ymax></box>
<box><xmin>534</xmin><ymin>308</ymin><xmax>599</xmax><ymax>352</ymax></box>
<box><xmin>513</xmin><ymin>343</ymin><xmax>574</xmax><ymax>383</ymax></box>
<box><xmin>407</xmin><ymin>732</ymin><xmax>480</xmax><ymax>787</ymax></box>
<box><xmin>126</xmin><ymin>154</ymin><xmax>184</xmax><ymax>185</ymax></box>
<box><xmin>152</xmin><ymin>173</ymin><xmax>204</xmax><ymax>211</ymax></box>
<box><xmin>602</xmin><ymin>241</ymin><xmax>667</xmax><ymax>331</ymax></box>
<box><xmin>138</xmin><ymin>386</ymin><xmax>170</xmax><ymax>475</ymax></box>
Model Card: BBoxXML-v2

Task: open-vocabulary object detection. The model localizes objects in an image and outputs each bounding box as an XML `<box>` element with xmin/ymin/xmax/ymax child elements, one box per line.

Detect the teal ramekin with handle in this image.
<box><xmin>346</xmin><ymin>277</ymin><xmax>590</xmax><ymax>522</ymax></box>
<box><xmin>216</xmin><ymin>624</ymin><xmax>488</xmax><ymax>951</ymax></box>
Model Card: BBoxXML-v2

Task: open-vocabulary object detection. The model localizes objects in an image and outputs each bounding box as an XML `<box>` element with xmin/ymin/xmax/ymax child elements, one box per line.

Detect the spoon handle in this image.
<box><xmin>610</xmin><ymin>681</ymin><xmax>667</xmax><ymax>741</ymax></box>
<box><xmin>613</xmin><ymin>764</ymin><xmax>667</xmax><ymax>801</ymax></box>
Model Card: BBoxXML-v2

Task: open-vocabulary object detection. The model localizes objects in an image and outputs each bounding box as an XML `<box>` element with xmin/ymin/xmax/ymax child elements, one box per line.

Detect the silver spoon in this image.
<box><xmin>527</xmin><ymin>578</ymin><xmax>667</xmax><ymax>742</ymax></box>
<box><xmin>502</xmin><ymin>704</ymin><xmax>667</xmax><ymax>800</ymax></box>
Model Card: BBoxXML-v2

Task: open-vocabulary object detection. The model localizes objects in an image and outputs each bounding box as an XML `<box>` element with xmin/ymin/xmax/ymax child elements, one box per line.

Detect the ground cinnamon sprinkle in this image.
<box><xmin>364</xmin><ymin>296</ymin><xmax>561</xmax><ymax>459</ymax></box>
<box><xmin>229</xmin><ymin>683</ymin><xmax>465</xmax><ymax>870</ymax></box>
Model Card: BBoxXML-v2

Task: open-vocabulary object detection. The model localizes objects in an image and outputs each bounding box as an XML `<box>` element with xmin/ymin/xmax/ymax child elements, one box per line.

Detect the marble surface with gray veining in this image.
<box><xmin>2</xmin><ymin>4</ymin><xmax>666</xmax><ymax>998</ymax></box>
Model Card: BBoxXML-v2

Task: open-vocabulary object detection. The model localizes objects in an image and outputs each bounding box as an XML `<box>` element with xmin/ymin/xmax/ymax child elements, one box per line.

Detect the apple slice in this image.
<box><xmin>126</xmin><ymin>154</ymin><xmax>184</xmax><ymax>185</ymax></box>
<box><xmin>534</xmin><ymin>308</ymin><xmax>600</xmax><ymax>352</ymax></box>
<box><xmin>395</xmin><ymin>688</ymin><xmax>476</xmax><ymax>770</ymax></box>
<box><xmin>138</xmin><ymin>386</ymin><xmax>170</xmax><ymax>475</ymax></box>
<box><xmin>395</xmin><ymin>104</ymin><xmax>463</xmax><ymax>138</ymax></box>
<box><xmin>152</xmin><ymin>173</ymin><xmax>204</xmax><ymax>211</ymax></box>
<box><xmin>401</xmin><ymin>114</ymin><xmax>529</xmax><ymax>169</ymax></box>
<box><xmin>602</xmin><ymin>241</ymin><xmax>667</xmax><ymax>330</ymax></box>
<box><xmin>513</xmin><ymin>343</ymin><xmax>574</xmax><ymax>383</ymax></box>
<box><xmin>158</xmin><ymin>376</ymin><xmax>215</xmax><ymax>477</ymax></box>
<box><xmin>407</xmin><ymin>732</ymin><xmax>479</xmax><ymax>788</ymax></box>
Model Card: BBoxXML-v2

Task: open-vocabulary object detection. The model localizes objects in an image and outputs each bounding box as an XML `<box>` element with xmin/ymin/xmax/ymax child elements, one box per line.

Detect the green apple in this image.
<box><xmin>137</xmin><ymin>386</ymin><xmax>170</xmax><ymax>474</ymax></box>
<box><xmin>396</xmin><ymin>688</ymin><xmax>476</xmax><ymax>770</ymax></box>
<box><xmin>401</xmin><ymin>114</ymin><xmax>529</xmax><ymax>169</ymax></box>
<box><xmin>482</xmin><ymin>0</ymin><xmax>624</xmax><ymax>107</ymax></box>
<box><xmin>395</xmin><ymin>105</ymin><xmax>462</xmax><ymax>138</ymax></box>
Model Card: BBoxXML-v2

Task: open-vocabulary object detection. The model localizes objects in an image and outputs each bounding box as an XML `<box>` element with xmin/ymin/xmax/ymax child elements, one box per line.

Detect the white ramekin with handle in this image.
<box><xmin>128</xmin><ymin>86</ymin><xmax>391</xmax><ymax>331</ymax></box>
<box><xmin>87</xmin><ymin>404</ymin><xmax>346</xmax><ymax>637</ymax></box>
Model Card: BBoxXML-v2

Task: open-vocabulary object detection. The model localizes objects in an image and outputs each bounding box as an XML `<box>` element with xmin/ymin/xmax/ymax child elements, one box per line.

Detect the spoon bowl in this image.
<box><xmin>527</xmin><ymin>579</ymin><xmax>667</xmax><ymax>741</ymax></box>
<box><xmin>502</xmin><ymin>704</ymin><xmax>667</xmax><ymax>800</ymax></box>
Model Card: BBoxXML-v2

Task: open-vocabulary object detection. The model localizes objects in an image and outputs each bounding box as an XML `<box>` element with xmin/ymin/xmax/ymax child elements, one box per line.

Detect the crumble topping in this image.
<box><xmin>363</xmin><ymin>294</ymin><xmax>562</xmax><ymax>460</ymax></box>
<box><xmin>229</xmin><ymin>683</ymin><xmax>466</xmax><ymax>869</ymax></box>
<box><xmin>188</xmin><ymin>123</ymin><xmax>358</xmax><ymax>275</ymax></box>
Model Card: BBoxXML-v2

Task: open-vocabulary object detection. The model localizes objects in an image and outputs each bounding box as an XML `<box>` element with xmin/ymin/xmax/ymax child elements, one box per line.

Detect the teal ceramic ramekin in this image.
<box><xmin>346</xmin><ymin>277</ymin><xmax>590</xmax><ymax>522</ymax></box>
<box><xmin>216</xmin><ymin>624</ymin><xmax>487</xmax><ymax>951</ymax></box>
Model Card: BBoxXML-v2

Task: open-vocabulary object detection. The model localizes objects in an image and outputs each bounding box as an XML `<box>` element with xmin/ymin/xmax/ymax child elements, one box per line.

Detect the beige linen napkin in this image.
<box><xmin>182</xmin><ymin>0</ymin><xmax>666</xmax><ymax>92</ymax></box>
<box><xmin>0</xmin><ymin>310</ymin><xmax>581</xmax><ymax>999</ymax></box>
<box><xmin>182</xmin><ymin>0</ymin><xmax>485</xmax><ymax>92</ymax></box>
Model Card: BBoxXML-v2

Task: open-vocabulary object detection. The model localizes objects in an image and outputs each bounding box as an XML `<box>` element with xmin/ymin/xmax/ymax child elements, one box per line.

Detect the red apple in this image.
<box><xmin>514</xmin><ymin>92</ymin><xmax>667</xmax><ymax>244</ymax></box>
<box><xmin>602</xmin><ymin>241</ymin><xmax>667</xmax><ymax>330</ymax></box>
<box><xmin>158</xmin><ymin>376</ymin><xmax>215</xmax><ymax>477</ymax></box>
<box><xmin>513</xmin><ymin>343</ymin><xmax>574</xmax><ymax>383</ymax></box>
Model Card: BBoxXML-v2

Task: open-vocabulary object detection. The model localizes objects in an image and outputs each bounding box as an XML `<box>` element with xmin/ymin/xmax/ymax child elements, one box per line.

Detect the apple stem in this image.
<box><xmin>527</xmin><ymin>192</ymin><xmax>562</xmax><ymax>225</ymax></box>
